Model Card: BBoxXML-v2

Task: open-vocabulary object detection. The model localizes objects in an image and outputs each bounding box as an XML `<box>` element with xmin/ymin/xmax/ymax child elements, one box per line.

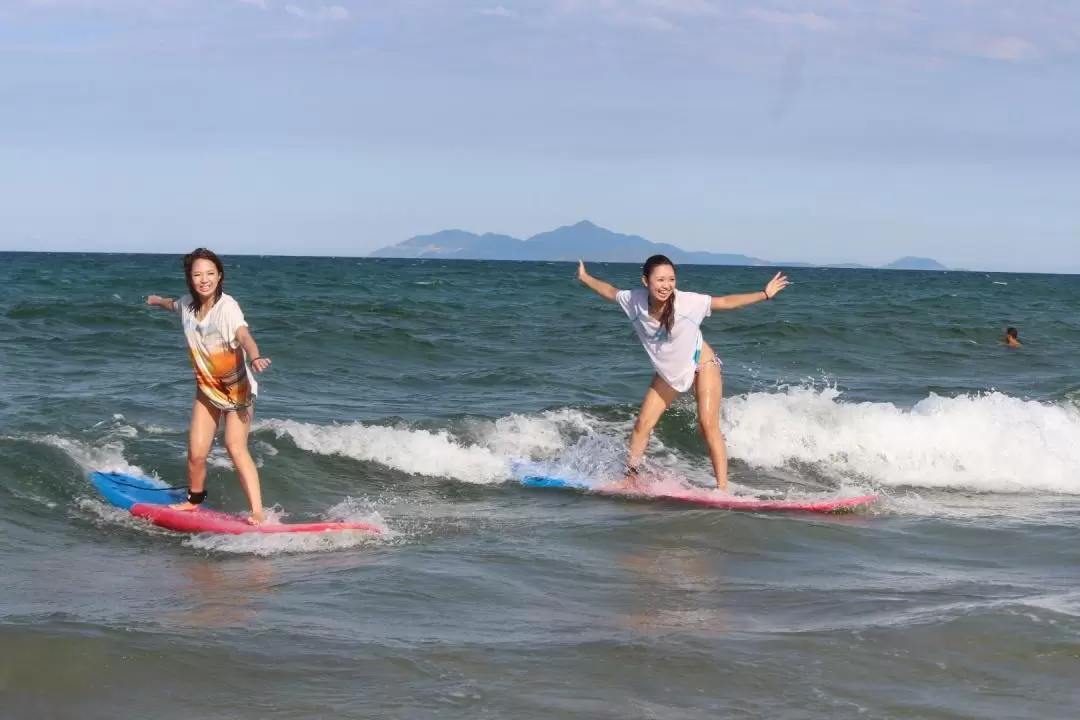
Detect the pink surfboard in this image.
<box><xmin>130</xmin><ymin>503</ymin><xmax>382</xmax><ymax>535</ymax></box>
<box><xmin>90</xmin><ymin>471</ymin><xmax>381</xmax><ymax>536</ymax></box>
<box><xmin>588</xmin><ymin>486</ymin><xmax>877</xmax><ymax>513</ymax></box>
<box><xmin>515</xmin><ymin>469</ymin><xmax>877</xmax><ymax>514</ymax></box>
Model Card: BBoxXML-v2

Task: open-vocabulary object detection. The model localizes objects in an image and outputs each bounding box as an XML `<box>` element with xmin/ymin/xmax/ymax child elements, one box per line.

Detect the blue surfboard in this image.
<box><xmin>518</xmin><ymin>475</ymin><xmax>590</xmax><ymax>489</ymax></box>
<box><xmin>510</xmin><ymin>461</ymin><xmax>593</xmax><ymax>490</ymax></box>
<box><xmin>89</xmin><ymin>471</ymin><xmax>186</xmax><ymax>511</ymax></box>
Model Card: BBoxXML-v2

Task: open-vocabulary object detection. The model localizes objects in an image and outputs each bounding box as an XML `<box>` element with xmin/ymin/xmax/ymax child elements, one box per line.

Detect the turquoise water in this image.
<box><xmin>2</xmin><ymin>252</ymin><xmax>1078</xmax><ymax>718</ymax></box>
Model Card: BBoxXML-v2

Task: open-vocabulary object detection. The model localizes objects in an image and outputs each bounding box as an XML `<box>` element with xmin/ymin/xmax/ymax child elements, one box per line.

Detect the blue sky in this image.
<box><xmin>1</xmin><ymin>0</ymin><xmax>1077</xmax><ymax>271</ymax></box>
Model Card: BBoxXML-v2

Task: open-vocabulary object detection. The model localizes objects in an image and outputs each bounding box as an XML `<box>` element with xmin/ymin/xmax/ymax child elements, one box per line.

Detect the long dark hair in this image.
<box><xmin>643</xmin><ymin>254</ymin><xmax>676</xmax><ymax>336</ymax></box>
<box><xmin>183</xmin><ymin>248</ymin><xmax>225</xmax><ymax>313</ymax></box>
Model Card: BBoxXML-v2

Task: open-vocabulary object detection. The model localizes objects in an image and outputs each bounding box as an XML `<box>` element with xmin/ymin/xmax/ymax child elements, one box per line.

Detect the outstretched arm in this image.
<box><xmin>236</xmin><ymin>327</ymin><xmax>272</xmax><ymax>373</ymax></box>
<box><xmin>577</xmin><ymin>260</ymin><xmax>620</xmax><ymax>302</ymax></box>
<box><xmin>146</xmin><ymin>295</ymin><xmax>177</xmax><ymax>312</ymax></box>
<box><xmin>711</xmin><ymin>272</ymin><xmax>789</xmax><ymax>312</ymax></box>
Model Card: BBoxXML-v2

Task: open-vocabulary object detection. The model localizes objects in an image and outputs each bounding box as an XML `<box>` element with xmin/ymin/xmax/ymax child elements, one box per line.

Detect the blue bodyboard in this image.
<box><xmin>89</xmin><ymin>471</ymin><xmax>186</xmax><ymax>511</ymax></box>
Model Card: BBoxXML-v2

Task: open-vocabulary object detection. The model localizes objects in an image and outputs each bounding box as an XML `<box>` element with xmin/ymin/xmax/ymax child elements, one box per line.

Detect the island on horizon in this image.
<box><xmin>369</xmin><ymin>220</ymin><xmax>948</xmax><ymax>271</ymax></box>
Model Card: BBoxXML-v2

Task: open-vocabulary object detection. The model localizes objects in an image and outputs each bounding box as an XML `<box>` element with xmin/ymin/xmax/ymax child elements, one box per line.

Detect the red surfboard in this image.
<box><xmin>91</xmin><ymin>471</ymin><xmax>381</xmax><ymax>536</ymax></box>
<box><xmin>130</xmin><ymin>503</ymin><xmax>382</xmax><ymax>535</ymax></box>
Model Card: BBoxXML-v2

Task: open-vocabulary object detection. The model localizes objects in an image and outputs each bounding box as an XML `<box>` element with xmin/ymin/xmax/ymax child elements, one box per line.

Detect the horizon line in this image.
<box><xmin>1</xmin><ymin>250</ymin><xmax>1073</xmax><ymax>276</ymax></box>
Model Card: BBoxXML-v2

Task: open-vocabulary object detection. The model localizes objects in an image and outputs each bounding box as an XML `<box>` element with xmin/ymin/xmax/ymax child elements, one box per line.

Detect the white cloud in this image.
<box><xmin>23</xmin><ymin>0</ymin><xmax>187</xmax><ymax>8</ymax></box>
<box><xmin>9</xmin><ymin>0</ymin><xmax>1080</xmax><ymax>67</ymax></box>
<box><xmin>955</xmin><ymin>34</ymin><xmax>1037</xmax><ymax>61</ymax></box>
<box><xmin>324</xmin><ymin>4</ymin><xmax>347</xmax><ymax>21</ymax></box>
<box><xmin>284</xmin><ymin>3</ymin><xmax>348</xmax><ymax>22</ymax></box>
<box><xmin>614</xmin><ymin>12</ymin><xmax>674</xmax><ymax>31</ymax></box>
<box><xmin>553</xmin><ymin>0</ymin><xmax>690</xmax><ymax>31</ymax></box>
<box><xmin>746</xmin><ymin>8</ymin><xmax>835</xmax><ymax>32</ymax></box>
<box><xmin>480</xmin><ymin>5</ymin><xmax>515</xmax><ymax>17</ymax></box>
<box><xmin>555</xmin><ymin>0</ymin><xmax>716</xmax><ymax>16</ymax></box>
<box><xmin>640</xmin><ymin>0</ymin><xmax>718</xmax><ymax>16</ymax></box>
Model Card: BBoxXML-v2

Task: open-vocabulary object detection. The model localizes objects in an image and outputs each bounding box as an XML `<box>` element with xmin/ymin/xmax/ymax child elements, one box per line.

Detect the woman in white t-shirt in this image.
<box><xmin>577</xmin><ymin>254</ymin><xmax>788</xmax><ymax>492</ymax></box>
<box><xmin>147</xmin><ymin>248</ymin><xmax>272</xmax><ymax>524</ymax></box>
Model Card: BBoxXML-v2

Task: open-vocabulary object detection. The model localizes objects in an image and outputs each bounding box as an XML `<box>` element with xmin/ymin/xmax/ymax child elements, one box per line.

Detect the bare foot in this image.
<box><xmin>247</xmin><ymin>511</ymin><xmax>266</xmax><ymax>526</ymax></box>
<box><xmin>169</xmin><ymin>502</ymin><xmax>199</xmax><ymax>512</ymax></box>
<box><xmin>614</xmin><ymin>473</ymin><xmax>644</xmax><ymax>492</ymax></box>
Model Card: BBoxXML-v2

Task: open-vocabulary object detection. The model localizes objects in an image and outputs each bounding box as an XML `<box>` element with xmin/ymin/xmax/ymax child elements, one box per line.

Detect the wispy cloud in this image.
<box><xmin>547</xmin><ymin>0</ymin><xmax>1079</xmax><ymax>63</ymax></box>
<box><xmin>7</xmin><ymin>0</ymin><xmax>1080</xmax><ymax>67</ymax></box>
<box><xmin>553</xmin><ymin>0</ymin><xmax>716</xmax><ymax>32</ymax></box>
<box><xmin>22</xmin><ymin>0</ymin><xmax>190</xmax><ymax>9</ymax></box>
<box><xmin>953</xmin><ymin>34</ymin><xmax>1037</xmax><ymax>62</ymax></box>
<box><xmin>747</xmin><ymin>8</ymin><xmax>835</xmax><ymax>32</ymax></box>
<box><xmin>616</xmin><ymin>13</ymin><xmax>674</xmax><ymax>31</ymax></box>
<box><xmin>480</xmin><ymin>5</ymin><xmax>515</xmax><ymax>18</ymax></box>
<box><xmin>639</xmin><ymin>0</ymin><xmax>718</xmax><ymax>15</ymax></box>
<box><xmin>284</xmin><ymin>3</ymin><xmax>349</xmax><ymax>22</ymax></box>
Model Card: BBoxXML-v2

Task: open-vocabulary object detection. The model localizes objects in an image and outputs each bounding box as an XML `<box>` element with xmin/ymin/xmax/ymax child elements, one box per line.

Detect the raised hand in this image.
<box><xmin>765</xmin><ymin>272</ymin><xmax>789</xmax><ymax>299</ymax></box>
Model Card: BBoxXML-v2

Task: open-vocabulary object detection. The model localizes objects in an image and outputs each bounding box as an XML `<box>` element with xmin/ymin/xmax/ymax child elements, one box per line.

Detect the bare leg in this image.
<box><xmin>224</xmin><ymin>405</ymin><xmax>264</xmax><ymax>525</ymax></box>
<box><xmin>172</xmin><ymin>394</ymin><xmax>220</xmax><ymax>512</ymax></box>
<box><xmin>624</xmin><ymin>374</ymin><xmax>680</xmax><ymax>487</ymax></box>
<box><xmin>693</xmin><ymin>358</ymin><xmax>728</xmax><ymax>492</ymax></box>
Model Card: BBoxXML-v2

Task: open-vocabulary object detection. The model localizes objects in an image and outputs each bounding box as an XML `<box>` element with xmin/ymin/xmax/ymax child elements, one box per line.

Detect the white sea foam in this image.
<box><xmin>724</xmin><ymin>387</ymin><xmax>1080</xmax><ymax>494</ymax></box>
<box><xmin>259</xmin><ymin>409</ymin><xmax>599</xmax><ymax>485</ymax></box>
<box><xmin>184</xmin><ymin>499</ymin><xmax>391</xmax><ymax>555</ymax></box>
<box><xmin>35</xmin><ymin>433</ymin><xmax>150</xmax><ymax>477</ymax></box>
<box><xmin>24</xmin><ymin>431</ymin><xmax>388</xmax><ymax>555</ymax></box>
<box><xmin>259</xmin><ymin>387</ymin><xmax>1080</xmax><ymax>497</ymax></box>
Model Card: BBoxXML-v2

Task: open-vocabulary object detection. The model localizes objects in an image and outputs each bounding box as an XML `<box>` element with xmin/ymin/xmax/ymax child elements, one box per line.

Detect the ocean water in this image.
<box><xmin>1</xmin><ymin>252</ymin><xmax>1078</xmax><ymax>719</ymax></box>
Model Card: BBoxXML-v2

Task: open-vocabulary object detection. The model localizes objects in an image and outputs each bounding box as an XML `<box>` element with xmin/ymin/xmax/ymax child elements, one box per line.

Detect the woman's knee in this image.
<box><xmin>698</xmin><ymin>417</ymin><xmax>723</xmax><ymax>438</ymax></box>
<box><xmin>224</xmin><ymin>437</ymin><xmax>250</xmax><ymax>459</ymax></box>
<box><xmin>187</xmin><ymin>452</ymin><xmax>208</xmax><ymax>469</ymax></box>
<box><xmin>633</xmin><ymin>416</ymin><xmax>658</xmax><ymax>437</ymax></box>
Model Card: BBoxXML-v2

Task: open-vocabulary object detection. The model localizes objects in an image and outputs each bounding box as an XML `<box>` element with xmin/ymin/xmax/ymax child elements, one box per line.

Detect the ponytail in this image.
<box><xmin>658</xmin><ymin>294</ymin><xmax>675</xmax><ymax>335</ymax></box>
<box><xmin>642</xmin><ymin>254</ymin><xmax>676</xmax><ymax>336</ymax></box>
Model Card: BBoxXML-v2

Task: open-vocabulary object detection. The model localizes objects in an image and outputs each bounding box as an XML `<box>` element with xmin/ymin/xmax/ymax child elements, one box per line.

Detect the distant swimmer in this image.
<box><xmin>1002</xmin><ymin>327</ymin><xmax>1023</xmax><ymax>348</ymax></box>
<box><xmin>577</xmin><ymin>254</ymin><xmax>789</xmax><ymax>492</ymax></box>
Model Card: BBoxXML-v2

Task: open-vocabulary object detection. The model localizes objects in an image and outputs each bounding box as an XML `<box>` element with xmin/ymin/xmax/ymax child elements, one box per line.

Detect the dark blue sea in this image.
<box><xmin>2</xmin><ymin>253</ymin><xmax>1078</xmax><ymax>719</ymax></box>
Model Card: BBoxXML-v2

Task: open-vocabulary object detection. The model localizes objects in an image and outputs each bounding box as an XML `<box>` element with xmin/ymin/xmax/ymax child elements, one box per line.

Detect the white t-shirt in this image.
<box><xmin>616</xmin><ymin>288</ymin><xmax>712</xmax><ymax>392</ymax></box>
<box><xmin>175</xmin><ymin>293</ymin><xmax>257</xmax><ymax>409</ymax></box>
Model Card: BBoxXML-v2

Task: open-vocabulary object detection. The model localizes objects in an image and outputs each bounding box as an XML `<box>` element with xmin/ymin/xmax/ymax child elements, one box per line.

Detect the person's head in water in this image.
<box><xmin>1004</xmin><ymin>326</ymin><xmax>1022</xmax><ymax>347</ymax></box>
<box><xmin>183</xmin><ymin>248</ymin><xmax>225</xmax><ymax>312</ymax></box>
<box><xmin>641</xmin><ymin>254</ymin><xmax>676</xmax><ymax>335</ymax></box>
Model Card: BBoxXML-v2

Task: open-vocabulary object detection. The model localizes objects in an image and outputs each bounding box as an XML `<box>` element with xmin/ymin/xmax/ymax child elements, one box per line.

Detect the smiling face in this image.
<box><xmin>189</xmin><ymin>258</ymin><xmax>221</xmax><ymax>301</ymax></box>
<box><xmin>643</xmin><ymin>262</ymin><xmax>676</xmax><ymax>306</ymax></box>
<box><xmin>182</xmin><ymin>248</ymin><xmax>226</xmax><ymax>309</ymax></box>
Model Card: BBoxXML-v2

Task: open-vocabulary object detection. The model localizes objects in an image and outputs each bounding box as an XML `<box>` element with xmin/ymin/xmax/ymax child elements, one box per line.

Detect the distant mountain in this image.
<box><xmin>369</xmin><ymin>229</ymin><xmax>522</xmax><ymax>260</ymax></box>
<box><xmin>370</xmin><ymin>221</ymin><xmax>947</xmax><ymax>270</ymax></box>
<box><xmin>884</xmin><ymin>256</ymin><xmax>949</xmax><ymax>271</ymax></box>
<box><xmin>370</xmin><ymin>220</ymin><xmax>766</xmax><ymax>266</ymax></box>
